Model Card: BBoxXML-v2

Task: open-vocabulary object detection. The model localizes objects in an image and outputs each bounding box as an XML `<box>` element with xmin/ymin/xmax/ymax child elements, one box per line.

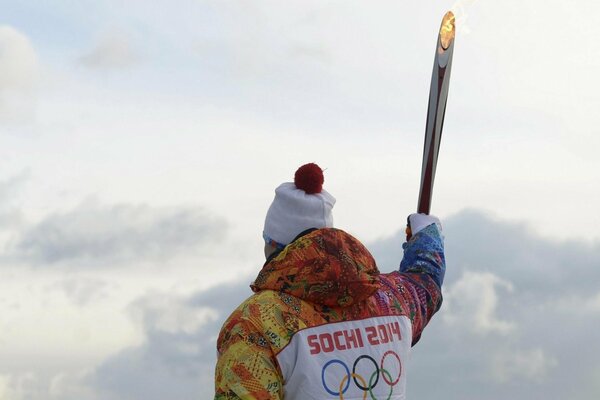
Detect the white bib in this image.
<box><xmin>276</xmin><ymin>315</ymin><xmax>412</xmax><ymax>400</ymax></box>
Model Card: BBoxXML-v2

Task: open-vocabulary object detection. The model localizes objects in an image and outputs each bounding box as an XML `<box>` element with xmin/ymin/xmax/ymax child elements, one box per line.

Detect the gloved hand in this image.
<box><xmin>405</xmin><ymin>213</ymin><xmax>442</xmax><ymax>241</ymax></box>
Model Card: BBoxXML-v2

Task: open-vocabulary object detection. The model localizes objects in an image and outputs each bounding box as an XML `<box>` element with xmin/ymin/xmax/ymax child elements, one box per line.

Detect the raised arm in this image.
<box><xmin>398</xmin><ymin>213</ymin><xmax>445</xmax><ymax>345</ymax></box>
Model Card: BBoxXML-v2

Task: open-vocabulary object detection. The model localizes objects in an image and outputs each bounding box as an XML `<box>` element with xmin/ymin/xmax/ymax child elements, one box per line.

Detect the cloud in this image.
<box><xmin>6</xmin><ymin>209</ymin><xmax>600</xmax><ymax>399</ymax></box>
<box><xmin>0</xmin><ymin>280</ymin><xmax>252</xmax><ymax>400</ymax></box>
<box><xmin>128</xmin><ymin>291</ymin><xmax>219</xmax><ymax>336</ymax></box>
<box><xmin>0</xmin><ymin>375</ymin><xmax>14</xmax><ymax>400</ymax></box>
<box><xmin>0</xmin><ymin>172</ymin><xmax>29</xmax><ymax>204</ymax></box>
<box><xmin>80</xmin><ymin>33</ymin><xmax>140</xmax><ymax>70</ymax></box>
<box><xmin>491</xmin><ymin>347</ymin><xmax>558</xmax><ymax>384</ymax></box>
<box><xmin>443</xmin><ymin>271</ymin><xmax>516</xmax><ymax>335</ymax></box>
<box><xmin>553</xmin><ymin>292</ymin><xmax>600</xmax><ymax>316</ymax></box>
<box><xmin>86</xmin><ymin>282</ymin><xmax>250</xmax><ymax>400</ymax></box>
<box><xmin>441</xmin><ymin>209</ymin><xmax>600</xmax><ymax>297</ymax></box>
<box><xmin>0</xmin><ymin>371</ymin><xmax>99</xmax><ymax>400</ymax></box>
<box><xmin>54</xmin><ymin>278</ymin><xmax>115</xmax><ymax>306</ymax></box>
<box><xmin>372</xmin><ymin>210</ymin><xmax>600</xmax><ymax>399</ymax></box>
<box><xmin>0</xmin><ymin>172</ymin><xmax>28</xmax><ymax>232</ymax></box>
<box><xmin>0</xmin><ymin>372</ymin><xmax>45</xmax><ymax>400</ymax></box>
<box><xmin>0</xmin><ymin>26</ymin><xmax>39</xmax><ymax>91</ymax></box>
<box><xmin>76</xmin><ymin>209</ymin><xmax>600</xmax><ymax>400</ymax></box>
<box><xmin>0</xmin><ymin>26</ymin><xmax>40</xmax><ymax>123</ymax></box>
<box><xmin>9</xmin><ymin>200</ymin><xmax>226</xmax><ymax>267</ymax></box>
<box><xmin>49</xmin><ymin>370</ymin><xmax>98</xmax><ymax>400</ymax></box>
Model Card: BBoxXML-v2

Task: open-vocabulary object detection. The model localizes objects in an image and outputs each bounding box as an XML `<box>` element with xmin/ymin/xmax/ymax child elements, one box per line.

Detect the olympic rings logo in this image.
<box><xmin>320</xmin><ymin>350</ymin><xmax>402</xmax><ymax>400</ymax></box>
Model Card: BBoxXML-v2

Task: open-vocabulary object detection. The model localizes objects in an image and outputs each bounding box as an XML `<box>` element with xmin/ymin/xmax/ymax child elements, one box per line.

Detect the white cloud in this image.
<box><xmin>0</xmin><ymin>370</ymin><xmax>101</xmax><ymax>400</ymax></box>
<box><xmin>0</xmin><ymin>172</ymin><xmax>28</xmax><ymax>227</ymax></box>
<box><xmin>580</xmin><ymin>293</ymin><xmax>600</xmax><ymax>313</ymax></box>
<box><xmin>0</xmin><ymin>26</ymin><xmax>39</xmax><ymax>91</ymax></box>
<box><xmin>0</xmin><ymin>171</ymin><xmax>30</xmax><ymax>205</ymax></box>
<box><xmin>0</xmin><ymin>375</ymin><xmax>14</xmax><ymax>400</ymax></box>
<box><xmin>80</xmin><ymin>33</ymin><xmax>139</xmax><ymax>69</ymax></box>
<box><xmin>0</xmin><ymin>26</ymin><xmax>40</xmax><ymax>123</ymax></box>
<box><xmin>491</xmin><ymin>348</ymin><xmax>558</xmax><ymax>383</ymax></box>
<box><xmin>54</xmin><ymin>278</ymin><xmax>114</xmax><ymax>306</ymax></box>
<box><xmin>552</xmin><ymin>291</ymin><xmax>600</xmax><ymax>316</ymax></box>
<box><xmin>443</xmin><ymin>271</ymin><xmax>516</xmax><ymax>335</ymax></box>
<box><xmin>84</xmin><ymin>284</ymin><xmax>250</xmax><ymax>400</ymax></box>
<box><xmin>0</xmin><ymin>372</ymin><xmax>43</xmax><ymax>400</ymax></box>
<box><xmin>49</xmin><ymin>370</ymin><xmax>98</xmax><ymax>400</ymax></box>
<box><xmin>2</xmin><ymin>210</ymin><xmax>599</xmax><ymax>399</ymax></box>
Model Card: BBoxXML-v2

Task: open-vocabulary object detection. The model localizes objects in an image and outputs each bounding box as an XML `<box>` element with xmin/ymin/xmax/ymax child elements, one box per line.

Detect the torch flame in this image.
<box><xmin>439</xmin><ymin>11</ymin><xmax>456</xmax><ymax>50</ymax></box>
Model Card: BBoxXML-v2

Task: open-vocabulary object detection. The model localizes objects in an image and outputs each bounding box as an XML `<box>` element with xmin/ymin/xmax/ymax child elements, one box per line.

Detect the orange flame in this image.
<box><xmin>439</xmin><ymin>11</ymin><xmax>456</xmax><ymax>50</ymax></box>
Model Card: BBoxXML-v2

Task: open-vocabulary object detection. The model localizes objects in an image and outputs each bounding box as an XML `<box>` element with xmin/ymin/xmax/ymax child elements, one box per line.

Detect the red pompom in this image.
<box><xmin>294</xmin><ymin>163</ymin><xmax>324</xmax><ymax>194</ymax></box>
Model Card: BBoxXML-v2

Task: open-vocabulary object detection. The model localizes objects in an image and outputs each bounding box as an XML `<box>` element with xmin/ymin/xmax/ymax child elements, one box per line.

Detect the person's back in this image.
<box><xmin>214</xmin><ymin>164</ymin><xmax>445</xmax><ymax>399</ymax></box>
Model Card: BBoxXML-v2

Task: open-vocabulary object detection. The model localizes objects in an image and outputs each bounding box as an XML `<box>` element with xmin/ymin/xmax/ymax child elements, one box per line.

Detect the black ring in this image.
<box><xmin>352</xmin><ymin>355</ymin><xmax>379</xmax><ymax>390</ymax></box>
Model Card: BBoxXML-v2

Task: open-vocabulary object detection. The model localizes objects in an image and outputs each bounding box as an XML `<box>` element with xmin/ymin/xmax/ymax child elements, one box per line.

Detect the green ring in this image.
<box><xmin>368</xmin><ymin>368</ymin><xmax>393</xmax><ymax>400</ymax></box>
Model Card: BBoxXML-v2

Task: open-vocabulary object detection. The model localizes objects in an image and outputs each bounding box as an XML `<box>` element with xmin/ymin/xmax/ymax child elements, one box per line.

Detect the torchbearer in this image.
<box><xmin>214</xmin><ymin>161</ymin><xmax>445</xmax><ymax>399</ymax></box>
<box><xmin>214</xmin><ymin>12</ymin><xmax>452</xmax><ymax>400</ymax></box>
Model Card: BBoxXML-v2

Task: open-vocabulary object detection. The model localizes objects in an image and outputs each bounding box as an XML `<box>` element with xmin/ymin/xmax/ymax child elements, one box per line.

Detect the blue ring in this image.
<box><xmin>321</xmin><ymin>359</ymin><xmax>350</xmax><ymax>396</ymax></box>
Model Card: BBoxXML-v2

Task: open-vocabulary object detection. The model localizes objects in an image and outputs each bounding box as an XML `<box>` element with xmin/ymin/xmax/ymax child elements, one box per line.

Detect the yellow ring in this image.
<box><xmin>339</xmin><ymin>373</ymin><xmax>368</xmax><ymax>400</ymax></box>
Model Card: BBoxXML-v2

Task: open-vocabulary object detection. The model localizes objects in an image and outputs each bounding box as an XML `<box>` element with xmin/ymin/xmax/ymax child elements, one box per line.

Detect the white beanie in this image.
<box><xmin>263</xmin><ymin>163</ymin><xmax>336</xmax><ymax>247</ymax></box>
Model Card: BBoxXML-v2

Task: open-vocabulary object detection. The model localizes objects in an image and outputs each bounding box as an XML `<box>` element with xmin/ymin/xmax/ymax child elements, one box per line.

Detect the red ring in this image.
<box><xmin>380</xmin><ymin>350</ymin><xmax>402</xmax><ymax>386</ymax></box>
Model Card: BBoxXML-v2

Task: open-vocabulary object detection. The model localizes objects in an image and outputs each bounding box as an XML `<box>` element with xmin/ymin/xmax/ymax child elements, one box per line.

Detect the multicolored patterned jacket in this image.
<box><xmin>215</xmin><ymin>223</ymin><xmax>445</xmax><ymax>399</ymax></box>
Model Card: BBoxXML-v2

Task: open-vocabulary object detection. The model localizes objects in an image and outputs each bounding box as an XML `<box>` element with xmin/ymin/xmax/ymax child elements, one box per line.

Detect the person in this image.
<box><xmin>214</xmin><ymin>163</ymin><xmax>445</xmax><ymax>400</ymax></box>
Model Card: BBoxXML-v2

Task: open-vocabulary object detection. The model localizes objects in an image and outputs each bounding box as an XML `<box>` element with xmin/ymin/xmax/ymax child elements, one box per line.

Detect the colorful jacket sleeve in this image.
<box><xmin>214</xmin><ymin>304</ymin><xmax>283</xmax><ymax>400</ymax></box>
<box><xmin>398</xmin><ymin>223</ymin><xmax>445</xmax><ymax>345</ymax></box>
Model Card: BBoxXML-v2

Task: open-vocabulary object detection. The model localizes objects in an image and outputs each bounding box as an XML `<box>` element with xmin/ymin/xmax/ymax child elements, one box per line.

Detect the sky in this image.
<box><xmin>1</xmin><ymin>0</ymin><xmax>599</xmax><ymax>399</ymax></box>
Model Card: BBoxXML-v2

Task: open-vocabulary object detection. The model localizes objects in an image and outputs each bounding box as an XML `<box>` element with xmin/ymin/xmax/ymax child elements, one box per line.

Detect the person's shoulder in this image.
<box><xmin>242</xmin><ymin>289</ymin><xmax>288</xmax><ymax>311</ymax></box>
<box><xmin>220</xmin><ymin>290</ymin><xmax>290</xmax><ymax>331</ymax></box>
<box><xmin>216</xmin><ymin>290</ymin><xmax>278</xmax><ymax>351</ymax></box>
<box><xmin>218</xmin><ymin>290</ymin><xmax>314</xmax><ymax>354</ymax></box>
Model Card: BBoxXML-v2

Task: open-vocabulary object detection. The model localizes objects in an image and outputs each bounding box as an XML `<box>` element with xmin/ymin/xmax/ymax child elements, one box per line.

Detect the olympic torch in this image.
<box><xmin>417</xmin><ymin>11</ymin><xmax>455</xmax><ymax>215</ymax></box>
<box><xmin>407</xmin><ymin>11</ymin><xmax>455</xmax><ymax>240</ymax></box>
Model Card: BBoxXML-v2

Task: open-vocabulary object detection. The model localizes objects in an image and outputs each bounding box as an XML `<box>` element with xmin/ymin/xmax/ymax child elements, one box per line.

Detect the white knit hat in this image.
<box><xmin>263</xmin><ymin>163</ymin><xmax>335</xmax><ymax>247</ymax></box>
